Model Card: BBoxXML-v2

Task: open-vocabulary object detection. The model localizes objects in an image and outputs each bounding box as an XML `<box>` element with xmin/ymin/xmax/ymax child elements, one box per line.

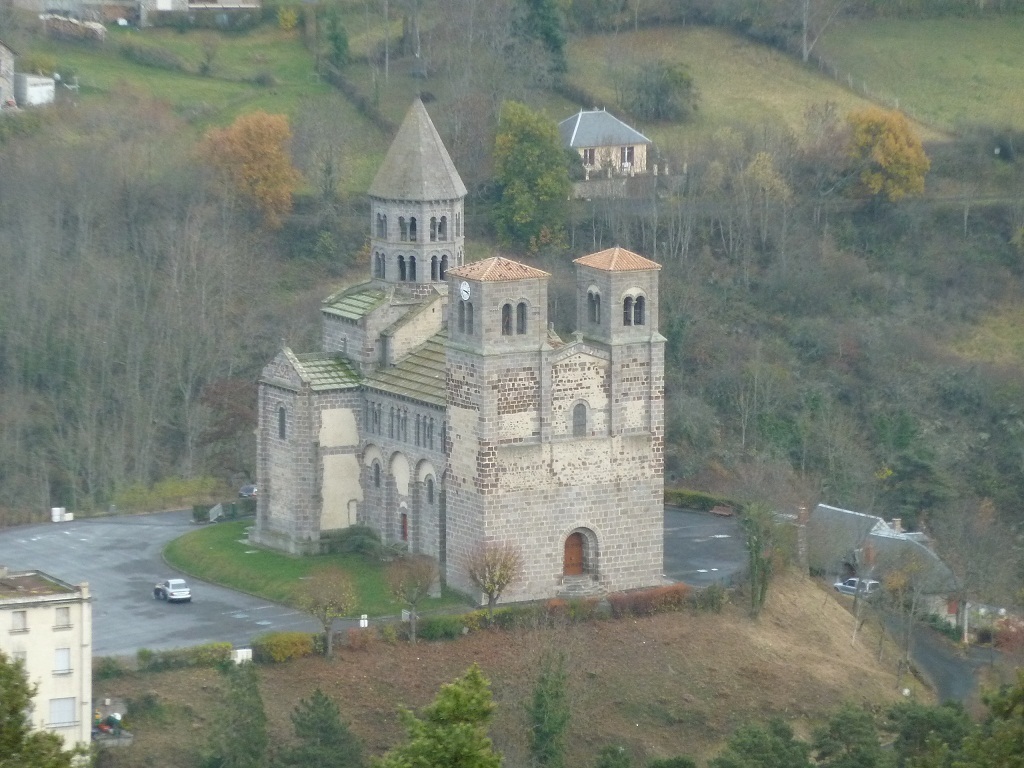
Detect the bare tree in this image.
<box><xmin>466</xmin><ymin>541</ymin><xmax>523</xmax><ymax>623</ymax></box>
<box><xmin>385</xmin><ymin>555</ymin><xmax>437</xmax><ymax>643</ymax></box>
<box><xmin>298</xmin><ymin>567</ymin><xmax>358</xmax><ymax>657</ymax></box>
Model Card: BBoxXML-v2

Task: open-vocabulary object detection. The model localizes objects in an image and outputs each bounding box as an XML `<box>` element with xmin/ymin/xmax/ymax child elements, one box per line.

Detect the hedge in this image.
<box><xmin>136</xmin><ymin>642</ymin><xmax>232</xmax><ymax>672</ymax></box>
<box><xmin>251</xmin><ymin>631</ymin><xmax>316</xmax><ymax>663</ymax></box>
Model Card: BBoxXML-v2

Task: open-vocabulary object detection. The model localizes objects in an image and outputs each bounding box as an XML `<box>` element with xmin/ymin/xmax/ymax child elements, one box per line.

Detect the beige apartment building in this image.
<box><xmin>1</xmin><ymin>568</ymin><xmax>93</xmax><ymax>749</ymax></box>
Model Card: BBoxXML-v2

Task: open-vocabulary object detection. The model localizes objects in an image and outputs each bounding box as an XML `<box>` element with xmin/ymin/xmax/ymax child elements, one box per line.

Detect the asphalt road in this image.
<box><xmin>0</xmin><ymin>507</ymin><xmax>743</xmax><ymax>657</ymax></box>
<box><xmin>0</xmin><ymin>511</ymin><xmax>318</xmax><ymax>657</ymax></box>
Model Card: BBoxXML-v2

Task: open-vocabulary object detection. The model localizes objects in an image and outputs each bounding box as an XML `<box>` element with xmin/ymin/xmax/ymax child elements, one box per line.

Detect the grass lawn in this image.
<box><xmin>566</xmin><ymin>26</ymin><xmax>945</xmax><ymax>158</ymax></box>
<box><xmin>163</xmin><ymin>520</ymin><xmax>467</xmax><ymax>616</ymax></box>
<box><xmin>819</xmin><ymin>17</ymin><xmax>1024</xmax><ymax>132</ymax></box>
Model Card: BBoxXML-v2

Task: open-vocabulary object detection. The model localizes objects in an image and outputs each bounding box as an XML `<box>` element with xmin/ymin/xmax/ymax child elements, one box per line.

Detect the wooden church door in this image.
<box><xmin>563</xmin><ymin>532</ymin><xmax>584</xmax><ymax>575</ymax></box>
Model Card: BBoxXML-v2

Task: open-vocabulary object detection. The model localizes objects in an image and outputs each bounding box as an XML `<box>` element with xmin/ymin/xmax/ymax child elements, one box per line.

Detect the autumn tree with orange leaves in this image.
<box><xmin>845</xmin><ymin>107</ymin><xmax>930</xmax><ymax>203</ymax></box>
<box><xmin>200</xmin><ymin>111</ymin><xmax>300</xmax><ymax>228</ymax></box>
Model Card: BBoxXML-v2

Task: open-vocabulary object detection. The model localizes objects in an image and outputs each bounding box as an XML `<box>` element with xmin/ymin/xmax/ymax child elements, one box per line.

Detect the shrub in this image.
<box><xmin>923</xmin><ymin>613</ymin><xmax>960</xmax><ymax>642</ymax></box>
<box><xmin>417</xmin><ymin>615</ymin><xmax>465</xmax><ymax>641</ymax></box>
<box><xmin>491</xmin><ymin>604</ymin><xmax>545</xmax><ymax>630</ymax></box>
<box><xmin>95</xmin><ymin>656</ymin><xmax>129</xmax><ymax>680</ymax></box>
<box><xmin>692</xmin><ymin>583</ymin><xmax>728</xmax><ymax>613</ymax></box>
<box><xmin>126</xmin><ymin>692</ymin><xmax>162</xmax><ymax>720</ymax></box>
<box><xmin>252</xmin><ymin>632</ymin><xmax>316</xmax><ymax>663</ymax></box>
<box><xmin>193</xmin><ymin>504</ymin><xmax>212</xmax><ymax>523</ymax></box>
<box><xmin>347</xmin><ymin>627</ymin><xmax>372</xmax><ymax>650</ymax></box>
<box><xmin>119</xmin><ymin>41</ymin><xmax>188</xmax><ymax>72</ymax></box>
<box><xmin>136</xmin><ymin>642</ymin><xmax>232</xmax><ymax>671</ymax></box>
<box><xmin>608</xmin><ymin>584</ymin><xmax>691</xmax><ymax>618</ymax></box>
<box><xmin>277</xmin><ymin>5</ymin><xmax>298</xmax><ymax>30</ymax></box>
<box><xmin>648</xmin><ymin>758</ymin><xmax>697</xmax><ymax>768</ymax></box>
<box><xmin>322</xmin><ymin>524</ymin><xmax>382</xmax><ymax>558</ymax></box>
<box><xmin>664</xmin><ymin>489</ymin><xmax>742</xmax><ymax>513</ymax></box>
<box><xmin>378</xmin><ymin>623</ymin><xmax>399</xmax><ymax>644</ymax></box>
<box><xmin>251</xmin><ymin>71</ymin><xmax>277</xmax><ymax>87</ymax></box>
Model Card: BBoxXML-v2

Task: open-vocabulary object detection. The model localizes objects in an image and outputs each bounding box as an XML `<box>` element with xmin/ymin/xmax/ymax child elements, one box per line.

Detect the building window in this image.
<box><xmin>440</xmin><ymin>255</ymin><xmax>448</xmax><ymax>280</ymax></box>
<box><xmin>623</xmin><ymin>296</ymin><xmax>633</xmax><ymax>326</ymax></box>
<box><xmin>409</xmin><ymin>256</ymin><xmax>417</xmax><ymax>282</ymax></box>
<box><xmin>430</xmin><ymin>217</ymin><xmax>437</xmax><ymax>242</ymax></box>
<box><xmin>634</xmin><ymin>295</ymin><xmax>646</xmax><ymax>326</ymax></box>
<box><xmin>466</xmin><ymin>302</ymin><xmax>474</xmax><ymax>335</ymax></box>
<box><xmin>373</xmin><ymin>460</ymin><xmax>381</xmax><ymax>488</ymax></box>
<box><xmin>458</xmin><ymin>301</ymin><xmax>466</xmax><ymax>333</ymax></box>
<box><xmin>399</xmin><ymin>217</ymin><xmax>408</xmax><ymax>241</ymax></box>
<box><xmin>401</xmin><ymin>409</ymin><xmax>408</xmax><ymax>442</ymax></box>
<box><xmin>278</xmin><ymin>406</ymin><xmax>287</xmax><ymax>439</ymax></box>
<box><xmin>588</xmin><ymin>291</ymin><xmax>601</xmax><ymax>323</ymax></box>
<box><xmin>409</xmin><ymin>217</ymin><xmax>417</xmax><ymax>242</ymax></box>
<box><xmin>583</xmin><ymin>148</ymin><xmax>595</xmax><ymax>165</ymax></box>
<box><xmin>11</xmin><ymin>610</ymin><xmax>27</xmax><ymax>633</ymax></box>
<box><xmin>398</xmin><ymin>255</ymin><xmax>407</xmax><ymax>281</ymax></box>
<box><xmin>54</xmin><ymin>607</ymin><xmax>71</xmax><ymax>629</ymax></box>
<box><xmin>401</xmin><ymin>513</ymin><xmax>409</xmax><ymax>541</ymax></box>
<box><xmin>389</xmin><ymin>407</ymin><xmax>395</xmax><ymax>439</ymax></box>
<box><xmin>415</xmin><ymin>415</ymin><xmax>421</xmax><ymax>446</ymax></box>
<box><xmin>431</xmin><ymin>256</ymin><xmax>438</xmax><ymax>281</ymax></box>
<box><xmin>426</xmin><ymin>476</ymin><xmax>435</xmax><ymax>504</ymax></box>
<box><xmin>573</xmin><ymin>403</ymin><xmax>587</xmax><ymax>437</ymax></box>
<box><xmin>439</xmin><ymin>216</ymin><xmax>448</xmax><ymax>240</ymax></box>
<box><xmin>376</xmin><ymin>213</ymin><xmax>387</xmax><ymax>238</ymax></box>
<box><xmin>621</xmin><ymin>145</ymin><xmax>634</xmax><ymax>167</ymax></box>
<box><xmin>428</xmin><ymin>418</ymin><xmax>434</xmax><ymax>449</ymax></box>
<box><xmin>501</xmin><ymin>304</ymin><xmax>513</xmax><ymax>336</ymax></box>
<box><xmin>49</xmin><ymin>697</ymin><xmax>76</xmax><ymax>728</ymax></box>
<box><xmin>53</xmin><ymin>648</ymin><xmax>71</xmax><ymax>676</ymax></box>
<box><xmin>516</xmin><ymin>302</ymin><xmax>527</xmax><ymax>334</ymax></box>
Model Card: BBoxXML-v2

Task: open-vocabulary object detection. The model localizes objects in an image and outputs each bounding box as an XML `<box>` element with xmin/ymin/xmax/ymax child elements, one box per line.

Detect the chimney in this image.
<box><xmin>891</xmin><ymin>517</ymin><xmax>903</xmax><ymax>534</ymax></box>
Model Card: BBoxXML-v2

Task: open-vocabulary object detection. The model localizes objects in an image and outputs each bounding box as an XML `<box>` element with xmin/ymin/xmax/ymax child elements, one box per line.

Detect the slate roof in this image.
<box><xmin>559</xmin><ymin>109</ymin><xmax>652</xmax><ymax>149</ymax></box>
<box><xmin>575</xmin><ymin>246</ymin><xmax>661</xmax><ymax>272</ymax></box>
<box><xmin>292</xmin><ymin>353</ymin><xmax>360</xmax><ymax>391</ymax></box>
<box><xmin>365</xmin><ymin>332</ymin><xmax>447</xmax><ymax>406</ymax></box>
<box><xmin>368</xmin><ymin>98</ymin><xmax>467</xmax><ymax>202</ymax></box>
<box><xmin>448</xmin><ymin>257</ymin><xmax>549</xmax><ymax>282</ymax></box>
<box><xmin>322</xmin><ymin>285</ymin><xmax>388</xmax><ymax>321</ymax></box>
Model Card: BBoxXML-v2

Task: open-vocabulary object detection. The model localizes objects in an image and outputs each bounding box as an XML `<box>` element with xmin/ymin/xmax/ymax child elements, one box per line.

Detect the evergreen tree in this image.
<box><xmin>812</xmin><ymin>704</ymin><xmax>892</xmax><ymax>768</ymax></box>
<box><xmin>741</xmin><ymin>503</ymin><xmax>780</xmax><ymax>618</ymax></box>
<box><xmin>528</xmin><ymin>652</ymin><xmax>570</xmax><ymax>768</ymax></box>
<box><xmin>376</xmin><ymin>664</ymin><xmax>501</xmax><ymax>768</ymax></box>
<box><xmin>595</xmin><ymin>746</ymin><xmax>631</xmax><ymax>768</ymax></box>
<box><xmin>278</xmin><ymin>689</ymin><xmax>362</xmax><ymax>768</ymax></box>
<box><xmin>958</xmin><ymin>669</ymin><xmax>1024</xmax><ymax>768</ymax></box>
<box><xmin>515</xmin><ymin>0</ymin><xmax>567</xmax><ymax>73</ymax></box>
<box><xmin>0</xmin><ymin>651</ymin><xmax>77</xmax><ymax>768</ymax></box>
<box><xmin>709</xmin><ymin>720</ymin><xmax>813</xmax><ymax>768</ymax></box>
<box><xmin>493</xmin><ymin>101</ymin><xmax>571</xmax><ymax>253</ymax></box>
<box><xmin>205</xmin><ymin>662</ymin><xmax>268</xmax><ymax>768</ymax></box>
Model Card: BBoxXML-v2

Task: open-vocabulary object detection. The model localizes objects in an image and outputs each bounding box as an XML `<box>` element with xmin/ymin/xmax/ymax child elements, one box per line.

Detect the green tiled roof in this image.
<box><xmin>293</xmin><ymin>354</ymin><xmax>360</xmax><ymax>391</ymax></box>
<box><xmin>366</xmin><ymin>331</ymin><xmax>447</xmax><ymax>406</ymax></box>
<box><xmin>322</xmin><ymin>286</ymin><xmax>387</xmax><ymax>321</ymax></box>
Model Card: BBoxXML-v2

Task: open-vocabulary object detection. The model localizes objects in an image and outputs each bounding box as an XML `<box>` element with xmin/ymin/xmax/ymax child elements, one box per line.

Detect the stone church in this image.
<box><xmin>252</xmin><ymin>99</ymin><xmax>666</xmax><ymax>602</ymax></box>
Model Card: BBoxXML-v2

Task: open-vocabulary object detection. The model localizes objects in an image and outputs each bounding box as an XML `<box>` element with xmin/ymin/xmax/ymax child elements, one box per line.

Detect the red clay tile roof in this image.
<box><xmin>449</xmin><ymin>257</ymin><xmax>549</xmax><ymax>282</ymax></box>
<box><xmin>574</xmin><ymin>247</ymin><xmax>660</xmax><ymax>272</ymax></box>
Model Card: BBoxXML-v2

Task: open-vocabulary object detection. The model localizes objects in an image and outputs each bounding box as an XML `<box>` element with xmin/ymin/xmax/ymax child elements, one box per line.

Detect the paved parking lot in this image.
<box><xmin>0</xmin><ymin>507</ymin><xmax>745</xmax><ymax>656</ymax></box>
<box><xmin>0</xmin><ymin>511</ymin><xmax>318</xmax><ymax>657</ymax></box>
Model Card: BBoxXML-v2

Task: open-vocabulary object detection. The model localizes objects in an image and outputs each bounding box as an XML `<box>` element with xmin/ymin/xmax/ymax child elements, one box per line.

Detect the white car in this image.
<box><xmin>833</xmin><ymin>578</ymin><xmax>880</xmax><ymax>597</ymax></box>
<box><xmin>153</xmin><ymin>578</ymin><xmax>192</xmax><ymax>603</ymax></box>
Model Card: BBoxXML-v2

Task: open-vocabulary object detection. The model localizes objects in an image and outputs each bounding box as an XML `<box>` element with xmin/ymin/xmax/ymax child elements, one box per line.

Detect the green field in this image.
<box><xmin>819</xmin><ymin>17</ymin><xmax>1024</xmax><ymax>132</ymax></box>
<box><xmin>163</xmin><ymin>520</ymin><xmax>466</xmax><ymax>616</ymax></box>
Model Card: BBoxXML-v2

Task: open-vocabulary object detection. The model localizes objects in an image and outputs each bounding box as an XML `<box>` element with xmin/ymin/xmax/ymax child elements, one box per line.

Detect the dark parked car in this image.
<box><xmin>239</xmin><ymin>484</ymin><xmax>258</xmax><ymax>498</ymax></box>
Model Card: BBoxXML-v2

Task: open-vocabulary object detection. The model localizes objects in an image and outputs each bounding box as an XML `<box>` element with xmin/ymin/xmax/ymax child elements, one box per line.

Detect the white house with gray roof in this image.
<box><xmin>559</xmin><ymin>108</ymin><xmax>653</xmax><ymax>177</ymax></box>
<box><xmin>253</xmin><ymin>99</ymin><xmax>666</xmax><ymax>603</ymax></box>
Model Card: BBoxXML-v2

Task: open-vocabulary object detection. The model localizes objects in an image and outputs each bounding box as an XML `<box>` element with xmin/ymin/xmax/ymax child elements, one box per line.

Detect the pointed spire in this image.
<box><xmin>368</xmin><ymin>98</ymin><xmax>467</xmax><ymax>201</ymax></box>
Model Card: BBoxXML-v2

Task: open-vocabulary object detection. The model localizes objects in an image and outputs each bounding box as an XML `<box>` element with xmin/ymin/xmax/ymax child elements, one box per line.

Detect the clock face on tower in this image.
<box><xmin>459</xmin><ymin>281</ymin><xmax>471</xmax><ymax>301</ymax></box>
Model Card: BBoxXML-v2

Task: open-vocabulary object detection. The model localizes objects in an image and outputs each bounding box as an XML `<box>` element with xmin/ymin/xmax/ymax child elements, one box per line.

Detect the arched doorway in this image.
<box><xmin>563</xmin><ymin>532</ymin><xmax>584</xmax><ymax>576</ymax></box>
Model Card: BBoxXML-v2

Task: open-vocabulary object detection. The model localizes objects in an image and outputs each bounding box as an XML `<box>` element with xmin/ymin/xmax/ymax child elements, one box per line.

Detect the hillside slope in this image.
<box><xmin>96</xmin><ymin>573</ymin><xmax>925</xmax><ymax>767</ymax></box>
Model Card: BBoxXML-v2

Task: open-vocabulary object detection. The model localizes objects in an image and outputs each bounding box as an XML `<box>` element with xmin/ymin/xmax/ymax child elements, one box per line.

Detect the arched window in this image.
<box><xmin>389</xmin><ymin>407</ymin><xmax>395</xmax><ymax>438</ymax></box>
<box><xmin>278</xmin><ymin>406</ymin><xmax>286</xmax><ymax>439</ymax></box>
<box><xmin>373</xmin><ymin>460</ymin><xmax>381</xmax><ymax>488</ymax></box>
<box><xmin>439</xmin><ymin>216</ymin><xmax>448</xmax><ymax>241</ymax></box>
<box><xmin>431</xmin><ymin>256</ymin><xmax>438</xmax><ymax>281</ymax></box>
<box><xmin>426</xmin><ymin>476</ymin><xmax>435</xmax><ymax>504</ymax></box>
<box><xmin>458</xmin><ymin>300</ymin><xmax>466</xmax><ymax>332</ymax></box>
<box><xmin>466</xmin><ymin>302</ymin><xmax>474</xmax><ymax>335</ymax></box>
<box><xmin>588</xmin><ymin>291</ymin><xmax>601</xmax><ymax>323</ymax></box>
<box><xmin>381</xmin><ymin>214</ymin><xmax>388</xmax><ymax>238</ymax></box>
<box><xmin>623</xmin><ymin>296</ymin><xmax>634</xmax><ymax>326</ymax></box>
<box><xmin>516</xmin><ymin>302</ymin><xmax>527</xmax><ymax>334</ymax></box>
<box><xmin>440</xmin><ymin>255</ymin><xmax>448</xmax><ymax>280</ymax></box>
<box><xmin>428</xmin><ymin>417</ymin><xmax>434</xmax><ymax>449</ymax></box>
<box><xmin>430</xmin><ymin>217</ymin><xmax>437</xmax><ymax>242</ymax></box>
<box><xmin>399</xmin><ymin>217</ymin><xmax>408</xmax><ymax>241</ymax></box>
<box><xmin>398</xmin><ymin>255</ymin><xmax>407</xmax><ymax>281</ymax></box>
<box><xmin>573</xmin><ymin>403</ymin><xmax>587</xmax><ymax>437</ymax></box>
<box><xmin>409</xmin><ymin>256</ymin><xmax>417</xmax><ymax>282</ymax></box>
<box><xmin>634</xmin><ymin>295</ymin><xmax>646</xmax><ymax>326</ymax></box>
<box><xmin>415</xmin><ymin>415</ymin><xmax>421</xmax><ymax>446</ymax></box>
<box><xmin>409</xmin><ymin>217</ymin><xmax>417</xmax><ymax>242</ymax></box>
<box><xmin>455</xmin><ymin>213</ymin><xmax>461</xmax><ymax>238</ymax></box>
<box><xmin>501</xmin><ymin>304</ymin><xmax>513</xmax><ymax>336</ymax></box>
<box><xmin>401</xmin><ymin>512</ymin><xmax>408</xmax><ymax>541</ymax></box>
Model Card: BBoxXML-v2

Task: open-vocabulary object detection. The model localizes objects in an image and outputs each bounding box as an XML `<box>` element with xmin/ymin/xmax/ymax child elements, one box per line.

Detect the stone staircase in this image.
<box><xmin>557</xmin><ymin>574</ymin><xmax>606</xmax><ymax>599</ymax></box>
